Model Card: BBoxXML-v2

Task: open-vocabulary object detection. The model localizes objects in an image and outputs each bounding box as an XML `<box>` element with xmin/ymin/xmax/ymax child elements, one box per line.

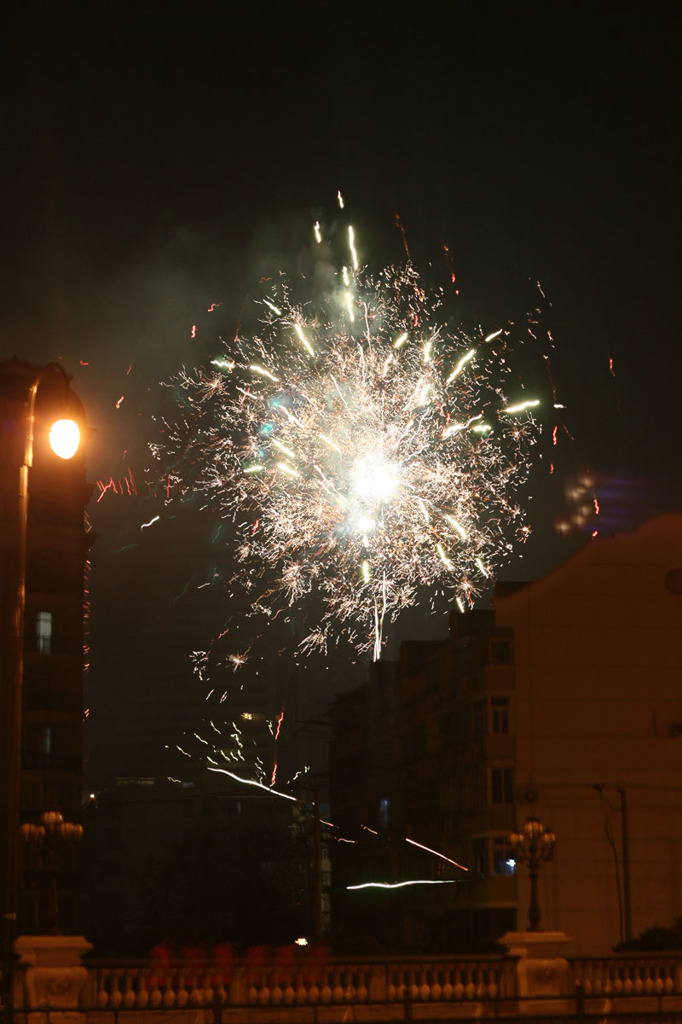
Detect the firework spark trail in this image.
<box><xmin>153</xmin><ymin>227</ymin><xmax>541</xmax><ymax>659</ymax></box>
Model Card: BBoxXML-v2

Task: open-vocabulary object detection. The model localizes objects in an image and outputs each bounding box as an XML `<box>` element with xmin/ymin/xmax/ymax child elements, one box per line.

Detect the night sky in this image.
<box><xmin>2</xmin><ymin>3</ymin><xmax>680</xmax><ymax>784</ymax></box>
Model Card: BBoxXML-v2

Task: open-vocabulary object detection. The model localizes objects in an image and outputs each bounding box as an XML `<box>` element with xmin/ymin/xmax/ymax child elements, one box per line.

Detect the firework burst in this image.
<box><xmin>152</xmin><ymin>218</ymin><xmax>541</xmax><ymax>660</ymax></box>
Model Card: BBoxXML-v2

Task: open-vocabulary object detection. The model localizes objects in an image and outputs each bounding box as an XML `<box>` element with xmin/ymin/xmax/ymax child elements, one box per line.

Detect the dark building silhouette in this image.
<box><xmin>329</xmin><ymin>516</ymin><xmax>682</xmax><ymax>955</ymax></box>
<box><xmin>0</xmin><ymin>359</ymin><xmax>91</xmax><ymax>933</ymax></box>
<box><xmin>81</xmin><ymin>773</ymin><xmax>322</xmax><ymax>956</ymax></box>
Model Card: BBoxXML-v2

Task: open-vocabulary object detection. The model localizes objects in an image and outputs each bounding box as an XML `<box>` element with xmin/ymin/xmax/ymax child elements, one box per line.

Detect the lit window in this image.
<box><xmin>36</xmin><ymin>612</ymin><xmax>52</xmax><ymax>654</ymax></box>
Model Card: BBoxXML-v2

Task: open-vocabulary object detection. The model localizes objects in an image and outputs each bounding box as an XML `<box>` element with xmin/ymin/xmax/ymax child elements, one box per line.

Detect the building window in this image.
<box><xmin>36</xmin><ymin>612</ymin><xmax>52</xmax><ymax>654</ymax></box>
<box><xmin>491</xmin><ymin>767</ymin><xmax>514</xmax><ymax>804</ymax></box>
<box><xmin>491</xmin><ymin>696</ymin><xmax>510</xmax><ymax>734</ymax></box>
<box><xmin>473</xmin><ymin>696</ymin><xmax>511</xmax><ymax>736</ymax></box>
<box><xmin>489</xmin><ymin>631</ymin><xmax>513</xmax><ymax>664</ymax></box>
<box><xmin>492</xmin><ymin>836</ymin><xmax>516</xmax><ymax>876</ymax></box>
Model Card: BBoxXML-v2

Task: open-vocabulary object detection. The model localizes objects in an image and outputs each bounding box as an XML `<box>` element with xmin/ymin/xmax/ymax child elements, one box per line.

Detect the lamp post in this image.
<box><xmin>0</xmin><ymin>363</ymin><xmax>81</xmax><ymax>1016</ymax></box>
<box><xmin>21</xmin><ymin>812</ymin><xmax>84</xmax><ymax>935</ymax></box>
<box><xmin>509</xmin><ymin>814</ymin><xmax>555</xmax><ymax>932</ymax></box>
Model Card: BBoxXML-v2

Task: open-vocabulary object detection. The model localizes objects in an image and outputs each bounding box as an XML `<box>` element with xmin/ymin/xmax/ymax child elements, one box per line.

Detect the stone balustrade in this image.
<box><xmin>11</xmin><ymin>945</ymin><xmax>682</xmax><ymax>1020</ymax></box>
<box><xmin>79</xmin><ymin>956</ymin><xmax>514</xmax><ymax>1010</ymax></box>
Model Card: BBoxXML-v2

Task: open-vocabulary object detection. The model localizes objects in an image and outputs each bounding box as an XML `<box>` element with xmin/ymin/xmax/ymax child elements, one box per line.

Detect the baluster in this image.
<box><xmin>356</xmin><ymin>965</ymin><xmax>368</xmax><ymax>1002</ymax></box>
<box><xmin>122</xmin><ymin>972</ymin><xmax>135</xmax><ymax>1008</ymax></box>
<box><xmin>109</xmin><ymin>971</ymin><xmax>122</xmax><ymax>1009</ymax></box>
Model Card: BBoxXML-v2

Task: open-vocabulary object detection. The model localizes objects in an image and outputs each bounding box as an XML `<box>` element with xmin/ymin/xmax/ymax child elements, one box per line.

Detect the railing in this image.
<box><xmin>570</xmin><ymin>955</ymin><xmax>682</xmax><ymax>997</ymax></box>
<box><xmin>10</xmin><ymin>952</ymin><xmax>682</xmax><ymax>1020</ymax></box>
<box><xmin>78</xmin><ymin>955</ymin><xmax>515</xmax><ymax>1010</ymax></box>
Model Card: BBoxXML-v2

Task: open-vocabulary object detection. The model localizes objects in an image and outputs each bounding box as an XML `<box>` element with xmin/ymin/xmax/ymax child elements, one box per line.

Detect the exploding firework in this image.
<box><xmin>152</xmin><ymin>214</ymin><xmax>542</xmax><ymax>661</ymax></box>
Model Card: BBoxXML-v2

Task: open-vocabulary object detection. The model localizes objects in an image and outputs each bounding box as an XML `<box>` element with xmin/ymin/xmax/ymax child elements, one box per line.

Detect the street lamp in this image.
<box><xmin>509</xmin><ymin>814</ymin><xmax>555</xmax><ymax>932</ymax></box>
<box><xmin>21</xmin><ymin>812</ymin><xmax>84</xmax><ymax>935</ymax></box>
<box><xmin>0</xmin><ymin>362</ymin><xmax>82</xmax><ymax>1015</ymax></box>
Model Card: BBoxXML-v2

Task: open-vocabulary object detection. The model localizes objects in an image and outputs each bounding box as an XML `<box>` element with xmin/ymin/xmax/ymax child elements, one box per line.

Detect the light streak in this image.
<box><xmin>404</xmin><ymin>837</ymin><xmax>468</xmax><ymax>870</ymax></box>
<box><xmin>446</xmin><ymin>348</ymin><xmax>475</xmax><ymax>384</ymax></box>
<box><xmin>140</xmin><ymin>515</ymin><xmax>160</xmax><ymax>530</ymax></box>
<box><xmin>502</xmin><ymin>399</ymin><xmax>540</xmax><ymax>415</ymax></box>
<box><xmin>207</xmin><ymin>765</ymin><xmax>298</xmax><ymax>802</ymax></box>
<box><xmin>294</xmin><ymin>322</ymin><xmax>315</xmax><ymax>357</ymax></box>
<box><xmin>347</xmin><ymin>880</ymin><xmax>456</xmax><ymax>890</ymax></box>
<box><xmin>250</xmin><ymin>364</ymin><xmax>280</xmax><ymax>383</ymax></box>
<box><xmin>314</xmin><ymin>221</ymin><xmax>322</xmax><ymax>244</ymax></box>
<box><xmin>348</xmin><ymin>226</ymin><xmax>358</xmax><ymax>270</ymax></box>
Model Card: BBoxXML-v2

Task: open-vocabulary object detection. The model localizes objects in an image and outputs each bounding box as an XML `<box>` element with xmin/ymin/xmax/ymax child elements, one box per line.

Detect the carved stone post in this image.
<box><xmin>14</xmin><ymin>935</ymin><xmax>92</xmax><ymax>1024</ymax></box>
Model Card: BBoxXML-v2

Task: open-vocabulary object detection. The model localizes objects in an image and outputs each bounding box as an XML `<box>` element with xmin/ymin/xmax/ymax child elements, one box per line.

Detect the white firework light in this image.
<box><xmin>157</xmin><ymin>219</ymin><xmax>542</xmax><ymax>660</ymax></box>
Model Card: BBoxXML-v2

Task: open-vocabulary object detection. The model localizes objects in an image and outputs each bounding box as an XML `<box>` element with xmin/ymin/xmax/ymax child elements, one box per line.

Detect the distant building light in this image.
<box><xmin>36</xmin><ymin>611</ymin><xmax>52</xmax><ymax>654</ymax></box>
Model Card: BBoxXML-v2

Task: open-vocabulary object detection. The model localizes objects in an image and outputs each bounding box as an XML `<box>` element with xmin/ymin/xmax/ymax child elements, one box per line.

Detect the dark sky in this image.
<box><xmin>2</xmin><ymin>3</ymin><xmax>680</xmax><ymax>782</ymax></box>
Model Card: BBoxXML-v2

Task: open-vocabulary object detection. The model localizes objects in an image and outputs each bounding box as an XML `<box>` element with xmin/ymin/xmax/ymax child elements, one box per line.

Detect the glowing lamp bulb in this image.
<box><xmin>49</xmin><ymin>419</ymin><xmax>80</xmax><ymax>460</ymax></box>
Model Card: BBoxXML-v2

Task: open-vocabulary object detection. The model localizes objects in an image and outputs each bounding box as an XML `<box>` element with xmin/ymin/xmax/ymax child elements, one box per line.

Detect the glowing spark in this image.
<box><xmin>475</xmin><ymin>557</ymin><xmax>490</xmax><ymax>578</ymax></box>
<box><xmin>502</xmin><ymin>399</ymin><xmax>540</xmax><ymax>415</ymax></box>
<box><xmin>443</xmin><ymin>413</ymin><xmax>483</xmax><ymax>439</ymax></box>
<box><xmin>347</xmin><ymin>880</ymin><xmax>456</xmax><ymax>890</ymax></box>
<box><xmin>211</xmin><ymin>357</ymin><xmax>235</xmax><ymax>371</ymax></box>
<box><xmin>277</xmin><ymin>462</ymin><xmax>301</xmax><ymax>478</ymax></box>
<box><xmin>115</xmin><ymin>395</ymin><xmax>125</xmax><ymax>409</ymax></box>
<box><xmin>244</xmin><ymin>464</ymin><xmax>264</xmax><ymax>473</ymax></box>
<box><xmin>140</xmin><ymin>515</ymin><xmax>160</xmax><ymax>530</ymax></box>
<box><xmin>337</xmin><ymin>190</ymin><xmax>344</xmax><ymax>209</ymax></box>
<box><xmin>348</xmin><ymin>226</ymin><xmax>358</xmax><ymax>270</ymax></box>
<box><xmin>361</xmin><ymin>561</ymin><xmax>370</xmax><ymax>583</ymax></box>
<box><xmin>207</xmin><ymin>303</ymin><xmax>223</xmax><ymax>312</ymax></box>
<box><xmin>436</xmin><ymin>544</ymin><xmax>454</xmax><ymax>571</ymax></box>
<box><xmin>446</xmin><ymin>348</ymin><xmax>475</xmax><ymax>384</ymax></box>
<box><xmin>294</xmin><ymin>322</ymin><xmax>315</xmax><ymax>357</ymax></box>
<box><xmin>345</xmin><ymin>291</ymin><xmax>355</xmax><ymax>322</ymax></box>
<box><xmin>319</xmin><ymin>434</ymin><xmax>342</xmax><ymax>454</ymax></box>
<box><xmin>250</xmin><ymin>364</ymin><xmax>280</xmax><ymax>383</ymax></box>
<box><xmin>393</xmin><ymin>332</ymin><xmax>408</xmax><ymax>349</ymax></box>
<box><xmin>263</xmin><ymin>299</ymin><xmax>282</xmax><ymax>316</ymax></box>
<box><xmin>272</xmin><ymin>438</ymin><xmax>296</xmax><ymax>460</ymax></box>
<box><xmin>485</xmin><ymin>329</ymin><xmax>503</xmax><ymax>342</ymax></box>
<box><xmin>314</xmin><ymin>221</ymin><xmax>322</xmax><ymax>244</ymax></box>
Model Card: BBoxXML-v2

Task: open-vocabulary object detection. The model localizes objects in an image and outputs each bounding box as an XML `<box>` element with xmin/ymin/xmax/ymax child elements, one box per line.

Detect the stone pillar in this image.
<box><xmin>500</xmin><ymin>930</ymin><xmax>572</xmax><ymax>1015</ymax></box>
<box><xmin>14</xmin><ymin>935</ymin><xmax>92</xmax><ymax>1024</ymax></box>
